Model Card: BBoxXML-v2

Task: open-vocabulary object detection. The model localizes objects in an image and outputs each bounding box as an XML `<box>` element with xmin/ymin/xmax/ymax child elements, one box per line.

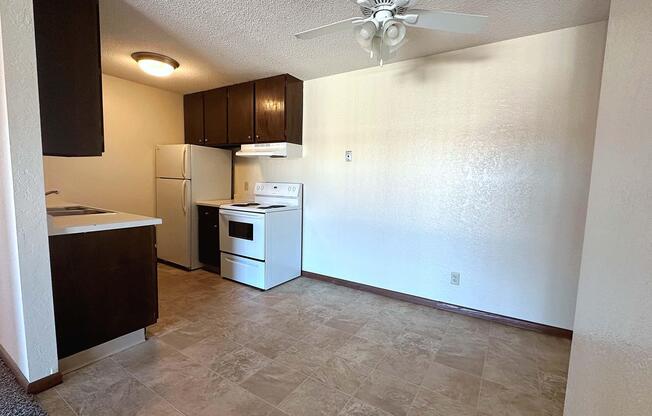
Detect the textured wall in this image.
<box><xmin>0</xmin><ymin>13</ymin><xmax>28</xmax><ymax>377</ymax></box>
<box><xmin>564</xmin><ymin>1</ymin><xmax>652</xmax><ymax>414</ymax></box>
<box><xmin>43</xmin><ymin>74</ymin><xmax>184</xmax><ymax>217</ymax></box>
<box><xmin>0</xmin><ymin>0</ymin><xmax>59</xmax><ymax>381</ymax></box>
<box><xmin>235</xmin><ymin>22</ymin><xmax>607</xmax><ymax>329</ymax></box>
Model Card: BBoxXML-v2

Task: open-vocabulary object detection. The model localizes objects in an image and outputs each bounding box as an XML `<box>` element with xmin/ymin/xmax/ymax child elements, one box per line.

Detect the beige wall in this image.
<box><xmin>43</xmin><ymin>74</ymin><xmax>184</xmax><ymax>216</ymax></box>
<box><xmin>235</xmin><ymin>22</ymin><xmax>607</xmax><ymax>329</ymax></box>
<box><xmin>565</xmin><ymin>0</ymin><xmax>652</xmax><ymax>414</ymax></box>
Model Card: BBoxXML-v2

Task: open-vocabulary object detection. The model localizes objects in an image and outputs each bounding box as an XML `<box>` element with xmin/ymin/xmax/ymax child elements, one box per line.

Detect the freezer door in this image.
<box><xmin>156</xmin><ymin>144</ymin><xmax>191</xmax><ymax>179</ymax></box>
<box><xmin>156</xmin><ymin>178</ymin><xmax>192</xmax><ymax>268</ymax></box>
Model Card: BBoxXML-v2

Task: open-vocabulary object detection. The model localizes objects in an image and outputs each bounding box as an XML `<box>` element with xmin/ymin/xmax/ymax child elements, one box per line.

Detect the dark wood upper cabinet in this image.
<box><xmin>184</xmin><ymin>92</ymin><xmax>204</xmax><ymax>145</ymax></box>
<box><xmin>227</xmin><ymin>82</ymin><xmax>255</xmax><ymax>145</ymax></box>
<box><xmin>203</xmin><ymin>88</ymin><xmax>228</xmax><ymax>146</ymax></box>
<box><xmin>33</xmin><ymin>0</ymin><xmax>104</xmax><ymax>157</ymax></box>
<box><xmin>255</xmin><ymin>74</ymin><xmax>303</xmax><ymax>144</ymax></box>
<box><xmin>183</xmin><ymin>74</ymin><xmax>303</xmax><ymax>148</ymax></box>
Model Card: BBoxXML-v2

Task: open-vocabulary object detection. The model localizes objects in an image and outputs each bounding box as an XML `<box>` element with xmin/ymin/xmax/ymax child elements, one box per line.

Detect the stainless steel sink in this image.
<box><xmin>47</xmin><ymin>206</ymin><xmax>114</xmax><ymax>217</ymax></box>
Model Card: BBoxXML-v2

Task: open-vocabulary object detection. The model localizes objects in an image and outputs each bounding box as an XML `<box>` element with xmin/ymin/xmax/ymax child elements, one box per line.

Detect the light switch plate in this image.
<box><xmin>345</xmin><ymin>150</ymin><xmax>353</xmax><ymax>162</ymax></box>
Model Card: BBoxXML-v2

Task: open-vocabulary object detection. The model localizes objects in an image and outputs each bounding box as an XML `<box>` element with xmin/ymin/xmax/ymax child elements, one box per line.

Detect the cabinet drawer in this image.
<box><xmin>221</xmin><ymin>253</ymin><xmax>265</xmax><ymax>289</ymax></box>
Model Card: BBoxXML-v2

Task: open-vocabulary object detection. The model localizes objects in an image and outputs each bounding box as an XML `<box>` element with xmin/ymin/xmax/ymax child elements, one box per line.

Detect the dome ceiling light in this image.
<box><xmin>131</xmin><ymin>52</ymin><xmax>180</xmax><ymax>77</ymax></box>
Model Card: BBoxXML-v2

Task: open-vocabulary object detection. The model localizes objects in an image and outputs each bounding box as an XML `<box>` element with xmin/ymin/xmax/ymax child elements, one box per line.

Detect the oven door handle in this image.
<box><xmin>219</xmin><ymin>210</ymin><xmax>263</xmax><ymax>221</ymax></box>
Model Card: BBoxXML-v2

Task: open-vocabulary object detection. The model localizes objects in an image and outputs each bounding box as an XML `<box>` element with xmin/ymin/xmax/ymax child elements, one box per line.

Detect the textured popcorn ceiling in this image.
<box><xmin>100</xmin><ymin>0</ymin><xmax>610</xmax><ymax>93</ymax></box>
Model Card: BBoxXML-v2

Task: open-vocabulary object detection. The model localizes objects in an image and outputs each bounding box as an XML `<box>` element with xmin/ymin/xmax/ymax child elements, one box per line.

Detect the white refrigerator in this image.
<box><xmin>156</xmin><ymin>144</ymin><xmax>232</xmax><ymax>269</ymax></box>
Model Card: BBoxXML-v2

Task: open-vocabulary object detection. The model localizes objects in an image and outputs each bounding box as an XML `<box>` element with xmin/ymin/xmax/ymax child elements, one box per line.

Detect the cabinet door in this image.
<box><xmin>255</xmin><ymin>75</ymin><xmax>286</xmax><ymax>143</ymax></box>
<box><xmin>203</xmin><ymin>88</ymin><xmax>228</xmax><ymax>146</ymax></box>
<box><xmin>49</xmin><ymin>226</ymin><xmax>158</xmax><ymax>359</ymax></box>
<box><xmin>184</xmin><ymin>92</ymin><xmax>205</xmax><ymax>145</ymax></box>
<box><xmin>34</xmin><ymin>0</ymin><xmax>104</xmax><ymax>157</ymax></box>
<box><xmin>198</xmin><ymin>206</ymin><xmax>220</xmax><ymax>268</ymax></box>
<box><xmin>227</xmin><ymin>82</ymin><xmax>255</xmax><ymax>144</ymax></box>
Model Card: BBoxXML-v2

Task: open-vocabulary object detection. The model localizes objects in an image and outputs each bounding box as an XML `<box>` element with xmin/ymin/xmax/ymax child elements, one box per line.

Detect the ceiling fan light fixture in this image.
<box><xmin>382</xmin><ymin>20</ymin><xmax>406</xmax><ymax>47</ymax></box>
<box><xmin>355</xmin><ymin>21</ymin><xmax>378</xmax><ymax>50</ymax></box>
<box><xmin>131</xmin><ymin>52</ymin><xmax>179</xmax><ymax>77</ymax></box>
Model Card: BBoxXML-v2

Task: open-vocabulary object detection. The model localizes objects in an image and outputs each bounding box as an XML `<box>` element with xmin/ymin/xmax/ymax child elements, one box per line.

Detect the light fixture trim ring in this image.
<box><xmin>131</xmin><ymin>52</ymin><xmax>180</xmax><ymax>69</ymax></box>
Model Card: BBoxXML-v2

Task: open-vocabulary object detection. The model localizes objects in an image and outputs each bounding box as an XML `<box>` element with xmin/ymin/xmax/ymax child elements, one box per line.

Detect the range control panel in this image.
<box><xmin>255</xmin><ymin>182</ymin><xmax>302</xmax><ymax>198</ymax></box>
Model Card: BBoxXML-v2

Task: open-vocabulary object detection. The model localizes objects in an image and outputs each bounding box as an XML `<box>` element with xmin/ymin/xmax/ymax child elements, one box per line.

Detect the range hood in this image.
<box><xmin>235</xmin><ymin>143</ymin><xmax>302</xmax><ymax>158</ymax></box>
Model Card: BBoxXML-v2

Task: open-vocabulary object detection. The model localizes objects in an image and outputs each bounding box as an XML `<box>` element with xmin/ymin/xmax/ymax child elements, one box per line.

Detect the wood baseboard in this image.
<box><xmin>302</xmin><ymin>271</ymin><xmax>573</xmax><ymax>339</ymax></box>
<box><xmin>0</xmin><ymin>344</ymin><xmax>62</xmax><ymax>394</ymax></box>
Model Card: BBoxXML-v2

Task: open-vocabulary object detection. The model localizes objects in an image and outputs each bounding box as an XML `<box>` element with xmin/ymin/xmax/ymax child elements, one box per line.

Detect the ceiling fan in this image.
<box><xmin>294</xmin><ymin>0</ymin><xmax>488</xmax><ymax>66</ymax></box>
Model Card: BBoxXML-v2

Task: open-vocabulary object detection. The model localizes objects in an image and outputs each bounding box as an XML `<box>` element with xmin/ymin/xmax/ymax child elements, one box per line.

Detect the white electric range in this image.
<box><xmin>219</xmin><ymin>183</ymin><xmax>302</xmax><ymax>290</ymax></box>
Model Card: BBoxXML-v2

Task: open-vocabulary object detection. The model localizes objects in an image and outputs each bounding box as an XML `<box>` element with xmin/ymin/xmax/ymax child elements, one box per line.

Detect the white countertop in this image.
<box><xmin>195</xmin><ymin>199</ymin><xmax>236</xmax><ymax>208</ymax></box>
<box><xmin>46</xmin><ymin>199</ymin><xmax>162</xmax><ymax>236</ymax></box>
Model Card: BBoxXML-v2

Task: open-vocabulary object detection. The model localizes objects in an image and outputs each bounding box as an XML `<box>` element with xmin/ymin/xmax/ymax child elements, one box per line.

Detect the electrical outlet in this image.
<box><xmin>451</xmin><ymin>272</ymin><xmax>461</xmax><ymax>286</ymax></box>
<box><xmin>345</xmin><ymin>150</ymin><xmax>353</xmax><ymax>162</ymax></box>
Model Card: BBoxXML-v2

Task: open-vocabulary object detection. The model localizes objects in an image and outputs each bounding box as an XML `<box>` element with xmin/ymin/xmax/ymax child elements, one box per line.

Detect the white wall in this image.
<box><xmin>0</xmin><ymin>11</ymin><xmax>28</xmax><ymax>377</ymax></box>
<box><xmin>235</xmin><ymin>22</ymin><xmax>607</xmax><ymax>329</ymax></box>
<box><xmin>43</xmin><ymin>74</ymin><xmax>184</xmax><ymax>216</ymax></box>
<box><xmin>564</xmin><ymin>1</ymin><xmax>652</xmax><ymax>414</ymax></box>
<box><xmin>0</xmin><ymin>0</ymin><xmax>59</xmax><ymax>381</ymax></box>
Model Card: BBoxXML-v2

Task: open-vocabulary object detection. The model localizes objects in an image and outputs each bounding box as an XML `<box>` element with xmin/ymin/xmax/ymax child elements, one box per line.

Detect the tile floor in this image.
<box><xmin>38</xmin><ymin>264</ymin><xmax>571</xmax><ymax>416</ymax></box>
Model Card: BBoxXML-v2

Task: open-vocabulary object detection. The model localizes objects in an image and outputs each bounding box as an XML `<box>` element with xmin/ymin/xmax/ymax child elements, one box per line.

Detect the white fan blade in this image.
<box><xmin>406</xmin><ymin>10</ymin><xmax>488</xmax><ymax>34</ymax></box>
<box><xmin>294</xmin><ymin>18</ymin><xmax>361</xmax><ymax>40</ymax></box>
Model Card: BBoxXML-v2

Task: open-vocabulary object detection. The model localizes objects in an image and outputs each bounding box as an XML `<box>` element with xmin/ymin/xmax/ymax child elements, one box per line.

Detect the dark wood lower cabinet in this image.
<box><xmin>48</xmin><ymin>226</ymin><xmax>158</xmax><ymax>359</ymax></box>
<box><xmin>198</xmin><ymin>206</ymin><xmax>220</xmax><ymax>270</ymax></box>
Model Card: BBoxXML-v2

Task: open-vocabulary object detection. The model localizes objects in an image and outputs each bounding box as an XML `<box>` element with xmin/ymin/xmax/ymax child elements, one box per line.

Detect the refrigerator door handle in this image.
<box><xmin>182</xmin><ymin>180</ymin><xmax>188</xmax><ymax>215</ymax></box>
<box><xmin>182</xmin><ymin>146</ymin><xmax>188</xmax><ymax>179</ymax></box>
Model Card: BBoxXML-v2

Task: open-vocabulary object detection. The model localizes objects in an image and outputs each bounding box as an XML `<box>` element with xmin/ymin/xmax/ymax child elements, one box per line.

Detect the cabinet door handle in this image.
<box><xmin>247</xmin><ymin>135</ymin><xmax>251</xmax><ymax>140</ymax></box>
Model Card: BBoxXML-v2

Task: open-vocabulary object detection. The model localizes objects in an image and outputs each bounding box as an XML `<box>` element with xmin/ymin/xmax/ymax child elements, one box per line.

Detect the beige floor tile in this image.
<box><xmin>375</xmin><ymin>345</ymin><xmax>436</xmax><ymax>385</ymax></box>
<box><xmin>279</xmin><ymin>378</ymin><xmax>350</xmax><ymax>416</ymax></box>
<box><xmin>324</xmin><ymin>312</ymin><xmax>370</xmax><ymax>334</ymax></box>
<box><xmin>147</xmin><ymin>315</ymin><xmax>192</xmax><ymax>337</ymax></box>
<box><xmin>339</xmin><ymin>397</ymin><xmax>393</xmax><ymax>416</ymax></box>
<box><xmin>420</xmin><ymin>362</ymin><xmax>481</xmax><ymax>406</ymax></box>
<box><xmin>37</xmin><ymin>388</ymin><xmax>76</xmax><ymax>416</ymax></box>
<box><xmin>271</xmin><ymin>313</ymin><xmax>323</xmax><ymax>338</ymax></box>
<box><xmin>240</xmin><ymin>362</ymin><xmax>307</xmax><ymax>405</ymax></box>
<box><xmin>112</xmin><ymin>339</ymin><xmax>197</xmax><ymax>385</ymax></box>
<box><xmin>76</xmin><ymin>378</ymin><xmax>182</xmax><ymax>416</ymax></box>
<box><xmin>56</xmin><ymin>358</ymin><xmax>181</xmax><ymax>416</ymax></box>
<box><xmin>409</xmin><ymin>388</ymin><xmax>477</xmax><ymax>416</ymax></box>
<box><xmin>448</xmin><ymin>314</ymin><xmax>494</xmax><ymax>336</ymax></box>
<box><xmin>335</xmin><ymin>336</ymin><xmax>390</xmax><ymax>369</ymax></box>
<box><xmin>311</xmin><ymin>355</ymin><xmax>373</xmax><ymax>395</ymax></box>
<box><xmin>245</xmin><ymin>327</ymin><xmax>297</xmax><ymax>359</ymax></box>
<box><xmin>213</xmin><ymin>347</ymin><xmax>273</xmax><ymax>383</ymax></box>
<box><xmin>56</xmin><ymin>358</ymin><xmax>131</xmax><ymax>412</ymax></box>
<box><xmin>302</xmin><ymin>324</ymin><xmax>354</xmax><ymax>350</ymax></box>
<box><xmin>275</xmin><ymin>341</ymin><xmax>334</xmax><ymax>376</ymax></box>
<box><xmin>356</xmin><ymin>319</ymin><xmax>405</xmax><ymax>346</ymax></box>
<box><xmin>355</xmin><ymin>370</ymin><xmax>418</xmax><ymax>416</ymax></box>
<box><xmin>181</xmin><ymin>333</ymin><xmax>241</xmax><ymax>367</ymax></box>
<box><xmin>483</xmin><ymin>350</ymin><xmax>540</xmax><ymax>394</ymax></box>
<box><xmin>477</xmin><ymin>380</ymin><xmax>542</xmax><ymax>416</ymax></box>
<box><xmin>158</xmin><ymin>319</ymin><xmax>221</xmax><ymax>350</ymax></box>
<box><xmin>143</xmin><ymin>362</ymin><xmax>276</xmax><ymax>416</ymax></box>
<box><xmin>391</xmin><ymin>331</ymin><xmax>443</xmax><ymax>355</ymax></box>
<box><xmin>434</xmin><ymin>336</ymin><xmax>487</xmax><ymax>376</ymax></box>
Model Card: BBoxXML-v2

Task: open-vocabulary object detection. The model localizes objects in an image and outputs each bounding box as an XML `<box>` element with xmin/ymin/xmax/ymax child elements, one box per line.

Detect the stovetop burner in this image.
<box><xmin>232</xmin><ymin>203</ymin><xmax>260</xmax><ymax>207</ymax></box>
<box><xmin>258</xmin><ymin>205</ymin><xmax>286</xmax><ymax>210</ymax></box>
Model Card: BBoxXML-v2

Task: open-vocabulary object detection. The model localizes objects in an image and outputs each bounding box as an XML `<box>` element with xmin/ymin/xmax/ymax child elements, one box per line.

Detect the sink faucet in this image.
<box><xmin>45</xmin><ymin>190</ymin><xmax>59</xmax><ymax>196</ymax></box>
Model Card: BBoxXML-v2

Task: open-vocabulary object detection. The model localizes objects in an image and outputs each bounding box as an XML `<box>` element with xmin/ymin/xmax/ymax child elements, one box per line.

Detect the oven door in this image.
<box><xmin>219</xmin><ymin>209</ymin><xmax>265</xmax><ymax>261</ymax></box>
